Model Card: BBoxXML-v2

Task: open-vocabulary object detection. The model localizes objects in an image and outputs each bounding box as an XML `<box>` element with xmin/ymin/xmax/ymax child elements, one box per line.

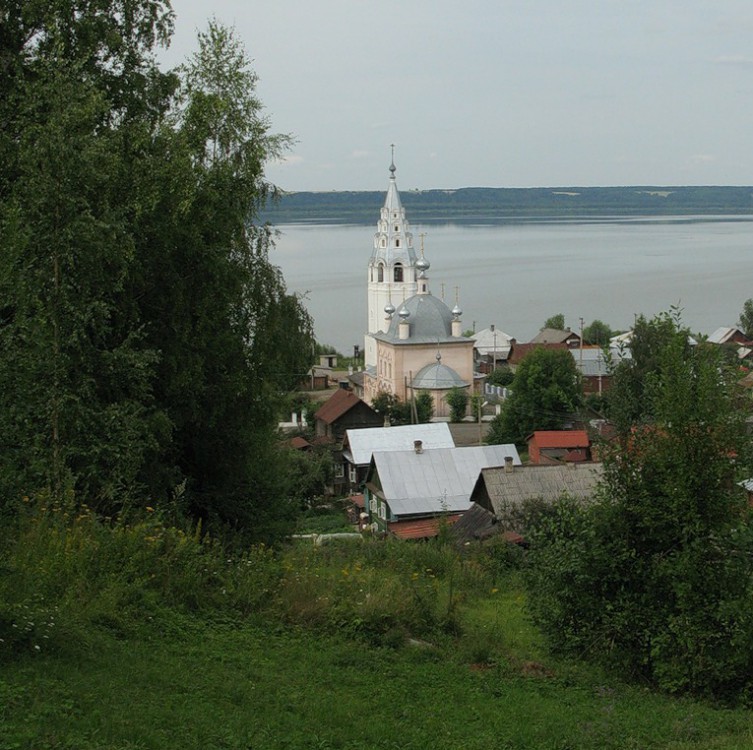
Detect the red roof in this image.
<box><xmin>528</xmin><ymin>430</ymin><xmax>590</xmax><ymax>449</ymax></box>
<box><xmin>314</xmin><ymin>388</ymin><xmax>363</xmax><ymax>425</ymax></box>
<box><xmin>388</xmin><ymin>515</ymin><xmax>462</xmax><ymax>540</ymax></box>
<box><xmin>508</xmin><ymin>342</ymin><xmax>567</xmax><ymax>366</ymax></box>
<box><xmin>289</xmin><ymin>436</ymin><xmax>312</xmax><ymax>451</ymax></box>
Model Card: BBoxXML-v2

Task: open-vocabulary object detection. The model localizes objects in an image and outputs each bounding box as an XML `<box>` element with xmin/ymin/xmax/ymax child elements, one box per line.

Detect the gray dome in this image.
<box><xmin>452</xmin><ymin>304</ymin><xmax>462</xmax><ymax>318</ymax></box>
<box><xmin>416</xmin><ymin>256</ymin><xmax>430</xmax><ymax>272</ymax></box>
<box><xmin>384</xmin><ymin>302</ymin><xmax>396</xmax><ymax>316</ymax></box>
<box><xmin>384</xmin><ymin>293</ymin><xmax>455</xmax><ymax>342</ymax></box>
<box><xmin>411</xmin><ymin>361</ymin><xmax>469</xmax><ymax>390</ymax></box>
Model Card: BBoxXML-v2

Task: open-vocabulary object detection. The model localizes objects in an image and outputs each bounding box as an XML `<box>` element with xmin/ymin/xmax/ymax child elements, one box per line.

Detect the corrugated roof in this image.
<box><xmin>373</xmin><ymin>444</ymin><xmax>521</xmax><ymax>516</ymax></box>
<box><xmin>708</xmin><ymin>326</ymin><xmax>741</xmax><ymax>344</ymax></box>
<box><xmin>529</xmin><ymin>430</ymin><xmax>590</xmax><ymax>449</ymax></box>
<box><xmin>345</xmin><ymin>422</ymin><xmax>454</xmax><ymax>466</ymax></box>
<box><xmin>530</xmin><ymin>328</ymin><xmax>580</xmax><ymax>345</ymax></box>
<box><xmin>389</xmin><ymin>514</ymin><xmax>462</xmax><ymax>540</ymax></box>
<box><xmin>314</xmin><ymin>389</ymin><xmax>367</xmax><ymax>425</ymax></box>
<box><xmin>474</xmin><ymin>463</ymin><xmax>603</xmax><ymax>517</ymax></box>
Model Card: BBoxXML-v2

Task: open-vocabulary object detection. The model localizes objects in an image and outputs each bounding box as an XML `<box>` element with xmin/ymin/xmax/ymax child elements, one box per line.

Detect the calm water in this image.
<box><xmin>271</xmin><ymin>216</ymin><xmax>753</xmax><ymax>354</ymax></box>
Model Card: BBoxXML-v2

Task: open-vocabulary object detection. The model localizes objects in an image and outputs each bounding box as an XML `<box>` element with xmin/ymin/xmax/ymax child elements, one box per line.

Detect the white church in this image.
<box><xmin>361</xmin><ymin>157</ymin><xmax>477</xmax><ymax>418</ymax></box>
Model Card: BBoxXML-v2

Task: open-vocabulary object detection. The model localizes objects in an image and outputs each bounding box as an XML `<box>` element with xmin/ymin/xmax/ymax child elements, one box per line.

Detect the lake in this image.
<box><xmin>271</xmin><ymin>216</ymin><xmax>753</xmax><ymax>354</ymax></box>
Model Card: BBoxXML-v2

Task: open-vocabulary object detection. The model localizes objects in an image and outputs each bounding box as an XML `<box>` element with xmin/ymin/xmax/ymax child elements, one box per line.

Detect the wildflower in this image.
<box><xmin>146</xmin><ymin>506</ymin><xmax>155</xmax><ymax>513</ymax></box>
<box><xmin>491</xmin><ymin>588</ymin><xmax>499</xmax><ymax>595</ymax></box>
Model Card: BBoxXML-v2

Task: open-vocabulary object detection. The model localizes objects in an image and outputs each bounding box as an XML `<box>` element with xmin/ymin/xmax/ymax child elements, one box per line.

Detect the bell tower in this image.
<box><xmin>365</xmin><ymin>150</ymin><xmax>418</xmax><ymax>368</ymax></box>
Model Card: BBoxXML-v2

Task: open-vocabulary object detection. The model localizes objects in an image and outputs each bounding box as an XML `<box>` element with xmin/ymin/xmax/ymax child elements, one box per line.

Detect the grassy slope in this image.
<box><xmin>2</xmin><ymin>587</ymin><xmax>752</xmax><ymax>750</ymax></box>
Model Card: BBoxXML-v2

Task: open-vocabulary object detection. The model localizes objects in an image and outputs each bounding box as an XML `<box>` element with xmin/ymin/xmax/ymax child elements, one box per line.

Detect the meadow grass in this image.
<box><xmin>1</xmin><ymin>504</ymin><xmax>753</xmax><ymax>749</ymax></box>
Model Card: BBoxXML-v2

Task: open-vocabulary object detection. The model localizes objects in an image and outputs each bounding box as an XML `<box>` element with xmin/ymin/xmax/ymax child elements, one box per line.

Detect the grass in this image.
<box><xmin>2</xmin><ymin>504</ymin><xmax>753</xmax><ymax>749</ymax></box>
<box><xmin>2</xmin><ymin>619</ymin><xmax>752</xmax><ymax>750</ymax></box>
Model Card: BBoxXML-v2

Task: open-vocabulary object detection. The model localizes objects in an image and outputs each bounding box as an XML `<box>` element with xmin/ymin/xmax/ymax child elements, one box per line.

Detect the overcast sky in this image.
<box><xmin>162</xmin><ymin>1</ymin><xmax>753</xmax><ymax>191</ymax></box>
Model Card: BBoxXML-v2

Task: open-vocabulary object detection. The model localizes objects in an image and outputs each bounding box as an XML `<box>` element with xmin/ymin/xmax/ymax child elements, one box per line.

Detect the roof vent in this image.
<box><xmin>414</xmin><ymin>440</ymin><xmax>423</xmax><ymax>454</ymax></box>
<box><xmin>504</xmin><ymin>456</ymin><xmax>514</xmax><ymax>473</ymax></box>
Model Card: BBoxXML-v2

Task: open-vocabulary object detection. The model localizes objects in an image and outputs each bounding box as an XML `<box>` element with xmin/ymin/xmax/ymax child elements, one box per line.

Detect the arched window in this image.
<box><xmin>394</xmin><ymin>264</ymin><xmax>403</xmax><ymax>282</ymax></box>
<box><xmin>377</xmin><ymin>264</ymin><xmax>384</xmax><ymax>282</ymax></box>
<box><xmin>395</xmin><ymin>239</ymin><xmax>400</xmax><ymax>248</ymax></box>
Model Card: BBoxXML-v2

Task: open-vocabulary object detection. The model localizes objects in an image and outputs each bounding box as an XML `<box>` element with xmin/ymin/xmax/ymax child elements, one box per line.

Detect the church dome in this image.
<box><xmin>411</xmin><ymin>360</ymin><xmax>469</xmax><ymax>390</ymax></box>
<box><xmin>384</xmin><ymin>293</ymin><xmax>455</xmax><ymax>343</ymax></box>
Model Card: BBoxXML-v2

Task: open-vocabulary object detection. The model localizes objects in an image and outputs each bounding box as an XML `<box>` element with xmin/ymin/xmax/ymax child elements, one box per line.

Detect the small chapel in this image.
<box><xmin>362</xmin><ymin>156</ymin><xmax>476</xmax><ymax>418</ymax></box>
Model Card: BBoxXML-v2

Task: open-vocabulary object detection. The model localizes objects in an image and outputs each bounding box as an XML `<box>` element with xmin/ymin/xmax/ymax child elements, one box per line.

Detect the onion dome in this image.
<box><xmin>398</xmin><ymin>305</ymin><xmax>410</xmax><ymax>319</ymax></box>
<box><xmin>416</xmin><ymin>255</ymin><xmax>430</xmax><ymax>273</ymax></box>
<box><xmin>452</xmin><ymin>304</ymin><xmax>462</xmax><ymax>318</ymax></box>
<box><xmin>384</xmin><ymin>301</ymin><xmax>396</xmax><ymax>316</ymax></box>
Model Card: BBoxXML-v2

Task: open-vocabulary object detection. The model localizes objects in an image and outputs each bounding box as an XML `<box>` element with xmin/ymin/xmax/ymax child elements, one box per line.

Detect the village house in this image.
<box><xmin>470</xmin><ymin>461</ymin><xmax>603</xmax><ymax>533</ymax></box>
<box><xmin>342</xmin><ymin>421</ymin><xmax>455</xmax><ymax>492</ymax></box>
<box><xmin>363</xmin><ymin>442</ymin><xmax>521</xmax><ymax>539</ymax></box>
<box><xmin>313</xmin><ymin>388</ymin><xmax>383</xmax><ymax>494</ymax></box>
<box><xmin>471</xmin><ymin>326</ymin><xmax>514</xmax><ymax>373</ymax></box>
<box><xmin>530</xmin><ymin>328</ymin><xmax>582</xmax><ymax>348</ymax></box>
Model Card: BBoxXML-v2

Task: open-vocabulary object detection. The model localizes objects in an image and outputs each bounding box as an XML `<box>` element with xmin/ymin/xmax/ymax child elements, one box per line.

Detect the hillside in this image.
<box><xmin>263</xmin><ymin>185</ymin><xmax>753</xmax><ymax>223</ymax></box>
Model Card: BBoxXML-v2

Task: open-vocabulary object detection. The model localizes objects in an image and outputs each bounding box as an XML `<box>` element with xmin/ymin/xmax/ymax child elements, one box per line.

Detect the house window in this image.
<box><xmin>378</xmin><ymin>503</ymin><xmax>386</xmax><ymax>520</ymax></box>
<box><xmin>370</xmin><ymin>497</ymin><xmax>377</xmax><ymax>512</ymax></box>
<box><xmin>349</xmin><ymin>466</ymin><xmax>357</xmax><ymax>484</ymax></box>
<box><xmin>394</xmin><ymin>263</ymin><xmax>403</xmax><ymax>282</ymax></box>
<box><xmin>335</xmin><ymin>463</ymin><xmax>344</xmax><ymax>478</ymax></box>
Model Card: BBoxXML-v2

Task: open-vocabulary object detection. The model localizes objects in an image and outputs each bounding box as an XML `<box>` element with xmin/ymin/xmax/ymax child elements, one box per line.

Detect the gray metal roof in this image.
<box><xmin>373</xmin><ymin>293</ymin><xmax>459</xmax><ymax>345</ymax></box>
<box><xmin>411</xmin><ymin>361</ymin><xmax>469</xmax><ymax>390</ymax></box>
<box><xmin>474</xmin><ymin>463</ymin><xmax>603</xmax><ymax>518</ymax></box>
<box><xmin>372</xmin><ymin>444</ymin><xmax>522</xmax><ymax>517</ymax></box>
<box><xmin>344</xmin><ymin>422</ymin><xmax>454</xmax><ymax>466</ymax></box>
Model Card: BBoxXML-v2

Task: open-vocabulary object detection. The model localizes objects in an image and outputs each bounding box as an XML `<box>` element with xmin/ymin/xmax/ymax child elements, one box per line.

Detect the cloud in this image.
<box><xmin>713</xmin><ymin>55</ymin><xmax>753</xmax><ymax>66</ymax></box>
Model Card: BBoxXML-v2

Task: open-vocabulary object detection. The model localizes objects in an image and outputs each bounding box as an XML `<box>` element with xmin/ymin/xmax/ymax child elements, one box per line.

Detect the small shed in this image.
<box><xmin>527</xmin><ymin>430</ymin><xmax>591</xmax><ymax>464</ymax></box>
<box><xmin>470</xmin><ymin>462</ymin><xmax>603</xmax><ymax>530</ymax></box>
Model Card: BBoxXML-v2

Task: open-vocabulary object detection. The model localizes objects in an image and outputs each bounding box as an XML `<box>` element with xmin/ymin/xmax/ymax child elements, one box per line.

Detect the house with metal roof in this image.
<box><xmin>530</xmin><ymin>328</ymin><xmax>581</xmax><ymax>348</ymax></box>
<box><xmin>342</xmin><ymin>421</ymin><xmax>454</xmax><ymax>491</ymax></box>
<box><xmin>470</xmin><ymin>462</ymin><xmax>603</xmax><ymax>531</ymax></box>
<box><xmin>364</xmin><ymin>442</ymin><xmax>521</xmax><ymax>539</ymax></box>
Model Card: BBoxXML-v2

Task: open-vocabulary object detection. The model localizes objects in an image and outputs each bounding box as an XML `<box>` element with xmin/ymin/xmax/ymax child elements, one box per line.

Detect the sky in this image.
<box><xmin>161</xmin><ymin>1</ymin><xmax>753</xmax><ymax>192</ymax></box>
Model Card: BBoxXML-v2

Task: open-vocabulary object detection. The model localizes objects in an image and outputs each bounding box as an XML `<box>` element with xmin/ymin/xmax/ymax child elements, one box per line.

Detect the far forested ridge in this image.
<box><xmin>264</xmin><ymin>185</ymin><xmax>753</xmax><ymax>223</ymax></box>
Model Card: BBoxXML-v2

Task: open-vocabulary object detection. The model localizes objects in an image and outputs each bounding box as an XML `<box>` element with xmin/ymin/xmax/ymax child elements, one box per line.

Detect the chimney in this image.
<box><xmin>414</xmin><ymin>440</ymin><xmax>423</xmax><ymax>454</ymax></box>
<box><xmin>504</xmin><ymin>455</ymin><xmax>514</xmax><ymax>473</ymax></box>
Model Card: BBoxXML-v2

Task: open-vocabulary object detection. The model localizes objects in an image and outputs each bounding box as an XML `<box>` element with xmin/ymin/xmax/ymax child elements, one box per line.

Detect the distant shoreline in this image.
<box><xmin>262</xmin><ymin>185</ymin><xmax>753</xmax><ymax>224</ymax></box>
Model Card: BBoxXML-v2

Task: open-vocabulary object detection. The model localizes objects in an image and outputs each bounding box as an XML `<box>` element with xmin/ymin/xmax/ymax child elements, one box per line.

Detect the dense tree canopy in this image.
<box><xmin>543</xmin><ymin>313</ymin><xmax>565</xmax><ymax>330</ymax></box>
<box><xmin>582</xmin><ymin>319</ymin><xmax>613</xmax><ymax>346</ymax></box>
<box><xmin>527</xmin><ymin>312</ymin><xmax>753</xmax><ymax>700</ymax></box>
<box><xmin>0</xmin><ymin>3</ymin><xmax>314</xmax><ymax>538</ymax></box>
<box><xmin>487</xmin><ymin>347</ymin><xmax>581</xmax><ymax>445</ymax></box>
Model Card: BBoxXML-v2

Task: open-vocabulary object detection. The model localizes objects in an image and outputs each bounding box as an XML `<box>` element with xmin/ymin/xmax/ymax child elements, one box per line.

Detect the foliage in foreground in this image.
<box><xmin>526</xmin><ymin>313</ymin><xmax>753</xmax><ymax>702</ymax></box>
<box><xmin>2</xmin><ymin>503</ymin><xmax>753</xmax><ymax>748</ymax></box>
<box><xmin>0</xmin><ymin>2</ymin><xmax>315</xmax><ymax>537</ymax></box>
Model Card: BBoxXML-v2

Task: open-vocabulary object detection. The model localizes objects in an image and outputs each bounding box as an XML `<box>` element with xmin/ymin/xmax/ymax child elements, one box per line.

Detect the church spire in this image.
<box><xmin>365</xmin><ymin>148</ymin><xmax>419</xmax><ymax>368</ymax></box>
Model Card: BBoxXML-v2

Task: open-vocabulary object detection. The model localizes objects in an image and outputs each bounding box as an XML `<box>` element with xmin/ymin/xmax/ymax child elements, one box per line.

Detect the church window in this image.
<box><xmin>394</xmin><ymin>225</ymin><xmax>399</xmax><ymax>232</ymax></box>
<box><xmin>395</xmin><ymin>239</ymin><xmax>400</xmax><ymax>248</ymax></box>
<box><xmin>380</xmin><ymin>237</ymin><xmax>386</xmax><ymax>248</ymax></box>
<box><xmin>394</xmin><ymin>264</ymin><xmax>403</xmax><ymax>282</ymax></box>
<box><xmin>378</xmin><ymin>264</ymin><xmax>384</xmax><ymax>282</ymax></box>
